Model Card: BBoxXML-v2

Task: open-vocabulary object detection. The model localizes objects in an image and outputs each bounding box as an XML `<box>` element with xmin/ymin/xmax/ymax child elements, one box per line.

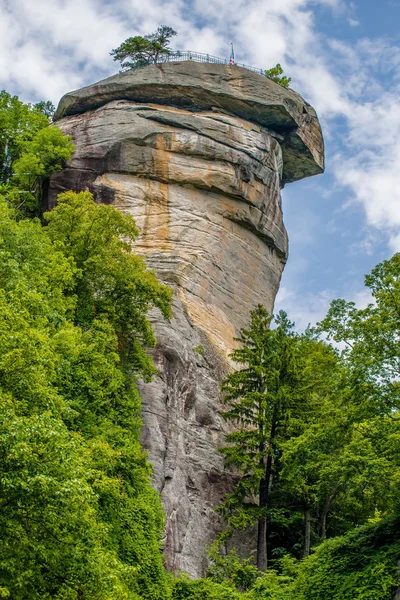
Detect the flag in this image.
<box><xmin>230</xmin><ymin>43</ymin><xmax>235</xmax><ymax>64</ymax></box>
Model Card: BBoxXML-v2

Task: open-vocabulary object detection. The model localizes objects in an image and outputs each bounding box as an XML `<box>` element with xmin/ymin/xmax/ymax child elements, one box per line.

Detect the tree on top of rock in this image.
<box><xmin>265</xmin><ymin>63</ymin><xmax>291</xmax><ymax>88</ymax></box>
<box><xmin>110</xmin><ymin>26</ymin><xmax>177</xmax><ymax>71</ymax></box>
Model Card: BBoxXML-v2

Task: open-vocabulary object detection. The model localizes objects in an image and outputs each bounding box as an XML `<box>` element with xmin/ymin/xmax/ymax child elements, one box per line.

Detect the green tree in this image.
<box><xmin>0</xmin><ymin>91</ymin><xmax>74</xmax><ymax>217</ymax></box>
<box><xmin>292</xmin><ymin>517</ymin><xmax>400</xmax><ymax>600</ymax></box>
<box><xmin>0</xmin><ymin>90</ymin><xmax>54</xmax><ymax>183</ymax></box>
<box><xmin>318</xmin><ymin>252</ymin><xmax>400</xmax><ymax>416</ymax></box>
<box><xmin>279</xmin><ymin>409</ymin><xmax>400</xmax><ymax>553</ymax></box>
<box><xmin>45</xmin><ymin>191</ymin><xmax>173</xmax><ymax>598</ymax></box>
<box><xmin>10</xmin><ymin>127</ymin><xmax>74</xmax><ymax>216</ymax></box>
<box><xmin>44</xmin><ymin>190</ymin><xmax>172</xmax><ymax>379</ymax></box>
<box><xmin>110</xmin><ymin>26</ymin><xmax>177</xmax><ymax>70</ymax></box>
<box><xmin>0</xmin><ymin>200</ymin><xmax>129</xmax><ymax>598</ymax></box>
<box><xmin>272</xmin><ymin>339</ymin><xmax>344</xmax><ymax>556</ymax></box>
<box><xmin>264</xmin><ymin>64</ymin><xmax>291</xmax><ymax>88</ymax></box>
<box><xmin>219</xmin><ymin>306</ymin><xmax>307</xmax><ymax>570</ymax></box>
<box><xmin>207</xmin><ymin>541</ymin><xmax>259</xmax><ymax>591</ymax></box>
<box><xmin>0</xmin><ymin>193</ymin><xmax>173</xmax><ymax>598</ymax></box>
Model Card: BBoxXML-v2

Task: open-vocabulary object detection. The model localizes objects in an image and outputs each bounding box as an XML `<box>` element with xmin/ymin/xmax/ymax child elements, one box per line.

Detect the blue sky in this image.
<box><xmin>1</xmin><ymin>0</ymin><xmax>399</xmax><ymax>329</ymax></box>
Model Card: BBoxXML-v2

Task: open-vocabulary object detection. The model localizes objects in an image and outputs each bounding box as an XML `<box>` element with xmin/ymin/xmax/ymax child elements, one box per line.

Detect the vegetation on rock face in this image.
<box><xmin>110</xmin><ymin>27</ymin><xmax>292</xmax><ymax>91</ymax></box>
<box><xmin>110</xmin><ymin>25</ymin><xmax>177</xmax><ymax>70</ymax></box>
<box><xmin>264</xmin><ymin>64</ymin><xmax>291</xmax><ymax>87</ymax></box>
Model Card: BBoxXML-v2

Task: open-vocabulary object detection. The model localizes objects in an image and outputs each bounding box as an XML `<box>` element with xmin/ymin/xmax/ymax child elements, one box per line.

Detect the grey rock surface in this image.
<box><xmin>48</xmin><ymin>63</ymin><xmax>324</xmax><ymax>577</ymax></box>
<box><xmin>54</xmin><ymin>62</ymin><xmax>324</xmax><ymax>184</ymax></box>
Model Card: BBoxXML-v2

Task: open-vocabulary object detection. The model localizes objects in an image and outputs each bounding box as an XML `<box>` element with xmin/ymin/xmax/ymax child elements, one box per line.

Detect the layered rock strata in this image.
<box><xmin>49</xmin><ymin>62</ymin><xmax>324</xmax><ymax>577</ymax></box>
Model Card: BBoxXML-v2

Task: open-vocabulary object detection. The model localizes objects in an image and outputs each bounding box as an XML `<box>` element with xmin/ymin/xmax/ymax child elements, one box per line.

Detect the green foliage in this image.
<box><xmin>318</xmin><ymin>252</ymin><xmax>400</xmax><ymax>416</ymax></box>
<box><xmin>207</xmin><ymin>541</ymin><xmax>259</xmax><ymax>591</ymax></box>
<box><xmin>110</xmin><ymin>26</ymin><xmax>177</xmax><ymax>70</ymax></box>
<box><xmin>219</xmin><ymin>306</ymin><xmax>316</xmax><ymax>567</ymax></box>
<box><xmin>11</xmin><ymin>127</ymin><xmax>74</xmax><ymax>216</ymax></box>
<box><xmin>0</xmin><ymin>194</ymin><xmax>172</xmax><ymax>598</ymax></box>
<box><xmin>245</xmin><ymin>565</ymin><xmax>295</xmax><ymax>600</ymax></box>
<box><xmin>172</xmin><ymin>555</ymin><xmax>298</xmax><ymax>599</ymax></box>
<box><xmin>44</xmin><ymin>190</ymin><xmax>172</xmax><ymax>380</ymax></box>
<box><xmin>33</xmin><ymin>100</ymin><xmax>55</xmax><ymax>119</ymax></box>
<box><xmin>193</xmin><ymin>344</ymin><xmax>205</xmax><ymax>356</ymax></box>
<box><xmin>174</xmin><ymin>519</ymin><xmax>400</xmax><ymax>599</ymax></box>
<box><xmin>0</xmin><ymin>402</ymin><xmax>133</xmax><ymax>600</ymax></box>
<box><xmin>171</xmin><ymin>576</ymin><xmax>243</xmax><ymax>600</ymax></box>
<box><xmin>220</xmin><ymin>307</ymin><xmax>299</xmax><ymax>484</ymax></box>
<box><xmin>218</xmin><ymin>285</ymin><xmax>400</xmax><ymax>582</ymax></box>
<box><xmin>0</xmin><ymin>91</ymin><xmax>74</xmax><ymax>217</ymax></box>
<box><xmin>0</xmin><ymin>90</ymin><xmax>52</xmax><ymax>182</ymax></box>
<box><xmin>264</xmin><ymin>64</ymin><xmax>291</xmax><ymax>88</ymax></box>
<box><xmin>293</xmin><ymin>518</ymin><xmax>400</xmax><ymax>600</ymax></box>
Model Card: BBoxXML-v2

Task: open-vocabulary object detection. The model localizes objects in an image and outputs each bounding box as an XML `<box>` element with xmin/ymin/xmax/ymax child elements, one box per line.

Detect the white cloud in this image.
<box><xmin>275</xmin><ymin>286</ymin><xmax>335</xmax><ymax>330</ymax></box>
<box><xmin>2</xmin><ymin>0</ymin><xmax>400</xmax><ymax>266</ymax></box>
<box><xmin>275</xmin><ymin>280</ymin><xmax>373</xmax><ymax>331</ymax></box>
<box><xmin>332</xmin><ymin>86</ymin><xmax>400</xmax><ymax>249</ymax></box>
<box><xmin>0</xmin><ymin>0</ymin><xmax>346</xmax><ymax>103</ymax></box>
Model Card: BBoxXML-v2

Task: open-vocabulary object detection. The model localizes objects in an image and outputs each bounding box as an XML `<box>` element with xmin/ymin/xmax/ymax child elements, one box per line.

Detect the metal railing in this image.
<box><xmin>134</xmin><ymin>50</ymin><xmax>266</xmax><ymax>76</ymax></box>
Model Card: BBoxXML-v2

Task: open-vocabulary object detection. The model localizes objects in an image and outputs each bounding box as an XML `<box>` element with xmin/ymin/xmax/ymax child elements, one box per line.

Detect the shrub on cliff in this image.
<box><xmin>265</xmin><ymin>64</ymin><xmax>291</xmax><ymax>88</ymax></box>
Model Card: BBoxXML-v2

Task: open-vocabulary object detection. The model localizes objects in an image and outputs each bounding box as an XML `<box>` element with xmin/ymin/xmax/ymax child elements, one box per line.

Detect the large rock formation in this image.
<box><xmin>49</xmin><ymin>61</ymin><xmax>324</xmax><ymax>577</ymax></box>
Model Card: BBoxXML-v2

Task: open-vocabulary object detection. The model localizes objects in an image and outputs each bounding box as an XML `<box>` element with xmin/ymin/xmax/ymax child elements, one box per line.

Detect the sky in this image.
<box><xmin>1</xmin><ymin>0</ymin><xmax>400</xmax><ymax>330</ymax></box>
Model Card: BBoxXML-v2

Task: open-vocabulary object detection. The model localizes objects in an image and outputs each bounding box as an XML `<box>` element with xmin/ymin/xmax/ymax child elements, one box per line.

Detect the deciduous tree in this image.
<box><xmin>0</xmin><ymin>191</ymin><xmax>173</xmax><ymax>598</ymax></box>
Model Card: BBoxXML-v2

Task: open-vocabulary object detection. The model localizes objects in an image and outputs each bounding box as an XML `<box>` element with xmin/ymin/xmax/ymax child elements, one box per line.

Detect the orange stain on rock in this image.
<box><xmin>139</xmin><ymin>136</ymin><xmax>175</xmax><ymax>251</ymax></box>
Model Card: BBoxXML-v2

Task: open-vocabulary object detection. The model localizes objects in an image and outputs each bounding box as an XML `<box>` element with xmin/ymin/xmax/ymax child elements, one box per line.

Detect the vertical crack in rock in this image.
<box><xmin>49</xmin><ymin>61</ymin><xmax>324</xmax><ymax>577</ymax></box>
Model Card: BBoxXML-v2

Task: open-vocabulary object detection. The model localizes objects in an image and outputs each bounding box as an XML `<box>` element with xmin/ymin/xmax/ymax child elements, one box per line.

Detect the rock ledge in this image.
<box><xmin>54</xmin><ymin>62</ymin><xmax>324</xmax><ymax>184</ymax></box>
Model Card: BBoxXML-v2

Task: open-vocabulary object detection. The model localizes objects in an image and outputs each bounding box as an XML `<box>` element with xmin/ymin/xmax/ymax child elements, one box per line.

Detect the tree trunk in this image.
<box><xmin>256</xmin><ymin>513</ymin><xmax>267</xmax><ymax>571</ymax></box>
<box><xmin>256</xmin><ymin>465</ymin><xmax>268</xmax><ymax>571</ymax></box>
<box><xmin>303</xmin><ymin>507</ymin><xmax>311</xmax><ymax>558</ymax></box>
<box><xmin>319</xmin><ymin>486</ymin><xmax>338</xmax><ymax>541</ymax></box>
<box><xmin>320</xmin><ymin>509</ymin><xmax>327</xmax><ymax>541</ymax></box>
<box><xmin>256</xmin><ymin>421</ymin><xmax>276</xmax><ymax>571</ymax></box>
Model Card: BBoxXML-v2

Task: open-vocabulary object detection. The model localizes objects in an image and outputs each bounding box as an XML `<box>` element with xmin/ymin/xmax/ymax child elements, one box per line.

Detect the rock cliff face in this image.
<box><xmin>49</xmin><ymin>62</ymin><xmax>324</xmax><ymax>577</ymax></box>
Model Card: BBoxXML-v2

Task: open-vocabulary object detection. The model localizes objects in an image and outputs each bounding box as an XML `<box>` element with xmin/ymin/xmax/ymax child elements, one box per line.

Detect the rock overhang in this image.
<box><xmin>54</xmin><ymin>61</ymin><xmax>324</xmax><ymax>184</ymax></box>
